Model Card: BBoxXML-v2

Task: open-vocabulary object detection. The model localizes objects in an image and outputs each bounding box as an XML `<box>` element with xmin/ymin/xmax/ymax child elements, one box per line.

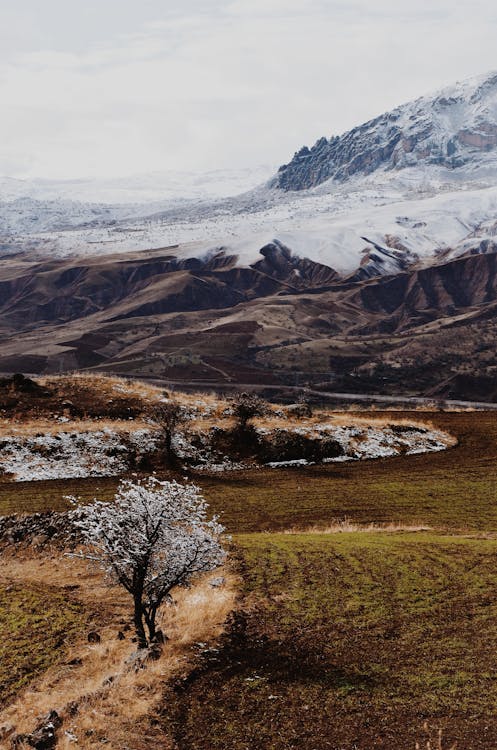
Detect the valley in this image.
<box><xmin>3</xmin><ymin>72</ymin><xmax>497</xmax><ymax>400</ymax></box>
<box><xmin>3</xmin><ymin>66</ymin><xmax>497</xmax><ymax>750</ymax></box>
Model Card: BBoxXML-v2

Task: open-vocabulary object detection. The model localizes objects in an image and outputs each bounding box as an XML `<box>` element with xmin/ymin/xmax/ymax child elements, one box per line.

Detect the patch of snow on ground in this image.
<box><xmin>267</xmin><ymin>459</ymin><xmax>311</xmax><ymax>468</ymax></box>
<box><xmin>313</xmin><ymin>424</ymin><xmax>449</xmax><ymax>462</ymax></box>
<box><xmin>0</xmin><ymin>420</ymin><xmax>452</xmax><ymax>481</ymax></box>
<box><xmin>0</xmin><ymin>428</ymin><xmax>157</xmax><ymax>482</ymax></box>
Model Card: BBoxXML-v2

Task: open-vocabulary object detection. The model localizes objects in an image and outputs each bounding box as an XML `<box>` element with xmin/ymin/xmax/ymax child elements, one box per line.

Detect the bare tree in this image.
<box><xmin>150</xmin><ymin>401</ymin><xmax>186</xmax><ymax>466</ymax></box>
<box><xmin>70</xmin><ymin>478</ymin><xmax>225</xmax><ymax>649</ymax></box>
<box><xmin>230</xmin><ymin>392</ymin><xmax>268</xmax><ymax>432</ymax></box>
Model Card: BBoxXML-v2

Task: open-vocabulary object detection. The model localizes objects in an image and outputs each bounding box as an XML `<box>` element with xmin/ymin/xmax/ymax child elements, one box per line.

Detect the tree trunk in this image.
<box><xmin>165</xmin><ymin>430</ymin><xmax>180</xmax><ymax>468</ymax></box>
<box><xmin>147</xmin><ymin>618</ymin><xmax>156</xmax><ymax>642</ymax></box>
<box><xmin>144</xmin><ymin>608</ymin><xmax>156</xmax><ymax>642</ymax></box>
<box><xmin>133</xmin><ymin>595</ymin><xmax>148</xmax><ymax>649</ymax></box>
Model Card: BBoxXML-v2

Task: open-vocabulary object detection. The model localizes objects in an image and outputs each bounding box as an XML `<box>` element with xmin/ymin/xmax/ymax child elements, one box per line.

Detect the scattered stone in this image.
<box><xmin>209</xmin><ymin>576</ymin><xmax>225</xmax><ymax>588</ymax></box>
<box><xmin>0</xmin><ymin>724</ymin><xmax>14</xmax><ymax>742</ymax></box>
<box><xmin>22</xmin><ymin>710</ymin><xmax>62</xmax><ymax>750</ymax></box>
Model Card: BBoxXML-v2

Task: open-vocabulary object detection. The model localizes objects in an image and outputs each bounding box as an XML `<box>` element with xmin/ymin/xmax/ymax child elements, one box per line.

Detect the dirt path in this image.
<box><xmin>139</xmin><ymin>375</ymin><xmax>497</xmax><ymax>409</ymax></box>
<box><xmin>0</xmin><ymin>554</ymin><xmax>236</xmax><ymax>750</ymax></box>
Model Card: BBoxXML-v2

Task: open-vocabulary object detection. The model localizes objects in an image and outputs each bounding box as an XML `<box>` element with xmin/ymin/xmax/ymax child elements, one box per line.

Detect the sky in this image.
<box><xmin>1</xmin><ymin>0</ymin><xmax>497</xmax><ymax>180</ymax></box>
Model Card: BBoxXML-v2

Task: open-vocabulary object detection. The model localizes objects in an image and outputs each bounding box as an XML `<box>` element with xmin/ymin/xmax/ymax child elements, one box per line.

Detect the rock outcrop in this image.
<box><xmin>275</xmin><ymin>72</ymin><xmax>497</xmax><ymax>190</ymax></box>
<box><xmin>0</xmin><ymin>512</ymin><xmax>79</xmax><ymax>549</ymax></box>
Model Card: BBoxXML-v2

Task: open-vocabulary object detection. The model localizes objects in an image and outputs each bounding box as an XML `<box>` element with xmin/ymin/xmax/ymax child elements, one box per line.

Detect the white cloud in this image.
<box><xmin>0</xmin><ymin>0</ymin><xmax>496</xmax><ymax>179</ymax></box>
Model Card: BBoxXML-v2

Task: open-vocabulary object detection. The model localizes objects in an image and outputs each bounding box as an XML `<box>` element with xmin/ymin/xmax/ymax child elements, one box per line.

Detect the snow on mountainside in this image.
<box><xmin>11</xmin><ymin>178</ymin><xmax>497</xmax><ymax>278</ymax></box>
<box><xmin>0</xmin><ymin>165</ymin><xmax>275</xmax><ymax>237</ymax></box>
<box><xmin>276</xmin><ymin>71</ymin><xmax>497</xmax><ymax>191</ymax></box>
<box><xmin>3</xmin><ymin>72</ymin><xmax>497</xmax><ymax>279</ymax></box>
<box><xmin>0</xmin><ymin>164</ymin><xmax>276</xmax><ymax>205</ymax></box>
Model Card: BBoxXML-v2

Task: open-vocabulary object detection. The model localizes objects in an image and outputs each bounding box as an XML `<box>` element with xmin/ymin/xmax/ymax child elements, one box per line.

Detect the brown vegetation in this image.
<box><xmin>0</xmin><ymin>551</ymin><xmax>236</xmax><ymax>749</ymax></box>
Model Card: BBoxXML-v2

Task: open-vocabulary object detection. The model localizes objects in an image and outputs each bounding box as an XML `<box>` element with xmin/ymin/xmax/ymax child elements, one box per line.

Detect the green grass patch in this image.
<box><xmin>198</xmin><ymin>412</ymin><xmax>497</xmax><ymax>533</ymax></box>
<box><xmin>0</xmin><ymin>583</ymin><xmax>86</xmax><ymax>707</ymax></box>
<box><xmin>163</xmin><ymin>532</ymin><xmax>497</xmax><ymax>749</ymax></box>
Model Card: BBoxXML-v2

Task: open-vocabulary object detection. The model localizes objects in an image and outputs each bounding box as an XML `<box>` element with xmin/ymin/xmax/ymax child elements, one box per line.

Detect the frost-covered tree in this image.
<box><xmin>70</xmin><ymin>478</ymin><xmax>225</xmax><ymax>649</ymax></box>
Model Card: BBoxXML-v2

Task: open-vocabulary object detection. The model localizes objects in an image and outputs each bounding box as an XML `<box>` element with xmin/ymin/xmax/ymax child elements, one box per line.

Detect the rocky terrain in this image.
<box><xmin>0</xmin><ymin>374</ymin><xmax>452</xmax><ymax>483</ymax></box>
<box><xmin>1</xmin><ymin>244</ymin><xmax>497</xmax><ymax>400</ymax></box>
<box><xmin>275</xmin><ymin>72</ymin><xmax>497</xmax><ymax>190</ymax></box>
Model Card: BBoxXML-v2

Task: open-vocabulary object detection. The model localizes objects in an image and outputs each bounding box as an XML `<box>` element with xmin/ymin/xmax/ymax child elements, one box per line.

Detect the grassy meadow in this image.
<box><xmin>3</xmin><ymin>408</ymin><xmax>497</xmax><ymax>747</ymax></box>
<box><xmin>163</xmin><ymin>531</ymin><xmax>497</xmax><ymax>749</ymax></box>
<box><xmin>0</xmin><ymin>583</ymin><xmax>86</xmax><ymax>707</ymax></box>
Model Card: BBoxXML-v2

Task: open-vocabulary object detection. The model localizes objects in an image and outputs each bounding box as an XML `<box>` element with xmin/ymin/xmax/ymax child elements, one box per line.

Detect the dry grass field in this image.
<box><xmin>0</xmin><ymin>552</ymin><xmax>236</xmax><ymax>749</ymax></box>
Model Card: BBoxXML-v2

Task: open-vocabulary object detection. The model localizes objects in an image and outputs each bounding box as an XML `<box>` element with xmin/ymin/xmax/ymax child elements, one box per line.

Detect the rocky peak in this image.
<box><xmin>252</xmin><ymin>239</ymin><xmax>338</xmax><ymax>288</ymax></box>
<box><xmin>275</xmin><ymin>71</ymin><xmax>497</xmax><ymax>191</ymax></box>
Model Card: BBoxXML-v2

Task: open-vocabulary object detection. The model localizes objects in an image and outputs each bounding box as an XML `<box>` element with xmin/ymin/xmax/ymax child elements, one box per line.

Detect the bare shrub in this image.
<box><xmin>149</xmin><ymin>400</ymin><xmax>186</xmax><ymax>467</ymax></box>
<box><xmin>230</xmin><ymin>392</ymin><xmax>268</xmax><ymax>432</ymax></box>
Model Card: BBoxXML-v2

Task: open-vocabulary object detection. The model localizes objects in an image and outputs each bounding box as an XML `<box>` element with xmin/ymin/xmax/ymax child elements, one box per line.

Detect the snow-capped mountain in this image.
<box><xmin>3</xmin><ymin>71</ymin><xmax>497</xmax><ymax>281</ymax></box>
<box><xmin>0</xmin><ymin>165</ymin><xmax>275</xmax><ymax>237</ymax></box>
<box><xmin>275</xmin><ymin>71</ymin><xmax>497</xmax><ymax>190</ymax></box>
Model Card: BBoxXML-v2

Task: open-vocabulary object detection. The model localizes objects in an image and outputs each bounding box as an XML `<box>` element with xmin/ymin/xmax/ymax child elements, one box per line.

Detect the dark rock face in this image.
<box><xmin>276</xmin><ymin>123</ymin><xmax>409</xmax><ymax>190</ymax></box>
<box><xmin>253</xmin><ymin>240</ymin><xmax>338</xmax><ymax>288</ymax></box>
<box><xmin>274</xmin><ymin>74</ymin><xmax>497</xmax><ymax>191</ymax></box>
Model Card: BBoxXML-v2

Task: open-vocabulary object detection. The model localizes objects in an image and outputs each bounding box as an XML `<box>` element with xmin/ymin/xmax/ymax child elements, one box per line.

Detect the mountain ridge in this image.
<box><xmin>1</xmin><ymin>245</ymin><xmax>497</xmax><ymax>401</ymax></box>
<box><xmin>3</xmin><ymin>71</ymin><xmax>497</xmax><ymax>281</ymax></box>
<box><xmin>2</xmin><ymin>72</ymin><xmax>497</xmax><ymax>399</ymax></box>
<box><xmin>275</xmin><ymin>71</ymin><xmax>497</xmax><ymax>190</ymax></box>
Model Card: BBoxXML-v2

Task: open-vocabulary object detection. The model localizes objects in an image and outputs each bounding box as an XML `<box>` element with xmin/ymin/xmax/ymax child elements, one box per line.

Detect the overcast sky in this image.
<box><xmin>1</xmin><ymin>0</ymin><xmax>497</xmax><ymax>180</ymax></box>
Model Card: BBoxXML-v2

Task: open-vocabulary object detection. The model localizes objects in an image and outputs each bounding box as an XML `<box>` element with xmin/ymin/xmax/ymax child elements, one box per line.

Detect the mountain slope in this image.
<box><xmin>2</xmin><ymin>247</ymin><xmax>497</xmax><ymax>401</ymax></box>
<box><xmin>3</xmin><ymin>73</ymin><xmax>497</xmax><ymax>400</ymax></box>
<box><xmin>3</xmin><ymin>71</ymin><xmax>497</xmax><ymax>280</ymax></box>
<box><xmin>275</xmin><ymin>72</ymin><xmax>497</xmax><ymax>190</ymax></box>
